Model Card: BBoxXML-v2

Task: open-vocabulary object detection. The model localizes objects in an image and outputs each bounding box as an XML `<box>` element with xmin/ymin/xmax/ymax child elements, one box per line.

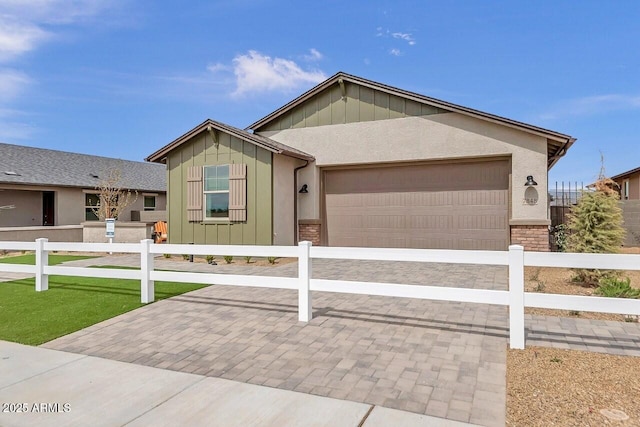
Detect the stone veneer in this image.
<box><xmin>298</xmin><ymin>220</ymin><xmax>321</xmax><ymax>246</ymax></box>
<box><xmin>510</xmin><ymin>224</ymin><xmax>550</xmax><ymax>252</ymax></box>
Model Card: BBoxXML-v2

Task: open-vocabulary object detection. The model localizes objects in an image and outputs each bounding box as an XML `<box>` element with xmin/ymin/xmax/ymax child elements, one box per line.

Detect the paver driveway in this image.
<box><xmin>45</xmin><ymin>257</ymin><xmax>508</xmax><ymax>426</ymax></box>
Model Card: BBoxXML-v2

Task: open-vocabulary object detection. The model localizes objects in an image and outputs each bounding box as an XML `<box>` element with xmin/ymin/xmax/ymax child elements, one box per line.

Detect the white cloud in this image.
<box><xmin>207</xmin><ymin>62</ymin><xmax>231</xmax><ymax>73</ymax></box>
<box><xmin>0</xmin><ymin>0</ymin><xmax>115</xmax><ymax>62</ymax></box>
<box><xmin>0</xmin><ymin>0</ymin><xmax>113</xmax><ymax>25</ymax></box>
<box><xmin>0</xmin><ymin>17</ymin><xmax>50</xmax><ymax>62</ymax></box>
<box><xmin>539</xmin><ymin>94</ymin><xmax>640</xmax><ymax>121</ymax></box>
<box><xmin>303</xmin><ymin>48</ymin><xmax>323</xmax><ymax>62</ymax></box>
<box><xmin>389</xmin><ymin>48</ymin><xmax>402</xmax><ymax>57</ymax></box>
<box><xmin>230</xmin><ymin>50</ymin><xmax>326</xmax><ymax>97</ymax></box>
<box><xmin>392</xmin><ymin>32</ymin><xmax>416</xmax><ymax>45</ymax></box>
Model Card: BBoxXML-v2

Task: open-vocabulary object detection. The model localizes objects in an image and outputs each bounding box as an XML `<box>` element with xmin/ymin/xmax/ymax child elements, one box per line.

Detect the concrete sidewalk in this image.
<box><xmin>0</xmin><ymin>341</ymin><xmax>478</xmax><ymax>427</ymax></box>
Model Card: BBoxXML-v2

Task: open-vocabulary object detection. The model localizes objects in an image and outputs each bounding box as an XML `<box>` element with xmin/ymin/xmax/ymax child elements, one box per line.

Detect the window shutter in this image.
<box><xmin>229</xmin><ymin>163</ymin><xmax>247</xmax><ymax>222</ymax></box>
<box><xmin>186</xmin><ymin>166</ymin><xmax>203</xmax><ymax>222</ymax></box>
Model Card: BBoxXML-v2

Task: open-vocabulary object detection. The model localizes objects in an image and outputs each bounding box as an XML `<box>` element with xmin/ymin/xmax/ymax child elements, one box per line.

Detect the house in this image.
<box><xmin>611</xmin><ymin>166</ymin><xmax>640</xmax><ymax>200</ymax></box>
<box><xmin>147</xmin><ymin>72</ymin><xmax>576</xmax><ymax>251</ymax></box>
<box><xmin>0</xmin><ymin>143</ymin><xmax>166</xmax><ymax>241</ymax></box>
<box><xmin>610</xmin><ymin>166</ymin><xmax>640</xmax><ymax>247</ymax></box>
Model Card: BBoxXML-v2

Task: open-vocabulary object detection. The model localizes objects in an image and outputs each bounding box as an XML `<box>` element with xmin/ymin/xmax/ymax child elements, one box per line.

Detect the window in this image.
<box><xmin>143</xmin><ymin>195</ymin><xmax>156</xmax><ymax>211</ymax></box>
<box><xmin>85</xmin><ymin>193</ymin><xmax>99</xmax><ymax>221</ymax></box>
<box><xmin>203</xmin><ymin>165</ymin><xmax>229</xmax><ymax>219</ymax></box>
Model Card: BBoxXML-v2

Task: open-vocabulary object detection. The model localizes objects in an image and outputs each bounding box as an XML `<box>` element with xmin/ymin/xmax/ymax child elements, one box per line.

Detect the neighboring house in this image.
<box><xmin>611</xmin><ymin>166</ymin><xmax>640</xmax><ymax>200</ymax></box>
<box><xmin>0</xmin><ymin>143</ymin><xmax>166</xmax><ymax>234</ymax></box>
<box><xmin>147</xmin><ymin>72</ymin><xmax>576</xmax><ymax>251</ymax></box>
<box><xmin>610</xmin><ymin>166</ymin><xmax>640</xmax><ymax>247</ymax></box>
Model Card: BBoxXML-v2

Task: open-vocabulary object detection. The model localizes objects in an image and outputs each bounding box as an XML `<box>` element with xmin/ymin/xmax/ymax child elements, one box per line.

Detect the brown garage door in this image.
<box><xmin>324</xmin><ymin>160</ymin><xmax>509</xmax><ymax>250</ymax></box>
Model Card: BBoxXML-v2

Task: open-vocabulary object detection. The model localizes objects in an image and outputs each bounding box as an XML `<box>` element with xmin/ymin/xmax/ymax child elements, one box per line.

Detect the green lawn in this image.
<box><xmin>0</xmin><ymin>264</ymin><xmax>206</xmax><ymax>345</ymax></box>
<box><xmin>0</xmin><ymin>254</ymin><xmax>96</xmax><ymax>265</ymax></box>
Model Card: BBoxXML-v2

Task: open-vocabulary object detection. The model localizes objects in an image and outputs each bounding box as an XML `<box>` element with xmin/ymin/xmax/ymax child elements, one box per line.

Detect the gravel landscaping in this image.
<box><xmin>509</xmin><ymin>248</ymin><xmax>640</xmax><ymax>425</ymax></box>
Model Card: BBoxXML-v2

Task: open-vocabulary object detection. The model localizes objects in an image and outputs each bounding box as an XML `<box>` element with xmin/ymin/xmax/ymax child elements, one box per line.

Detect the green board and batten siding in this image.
<box><xmin>257</xmin><ymin>83</ymin><xmax>448</xmax><ymax>132</ymax></box>
<box><xmin>166</xmin><ymin>130</ymin><xmax>273</xmax><ymax>245</ymax></box>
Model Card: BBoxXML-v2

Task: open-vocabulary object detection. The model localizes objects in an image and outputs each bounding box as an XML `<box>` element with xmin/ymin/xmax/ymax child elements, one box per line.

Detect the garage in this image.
<box><xmin>323</xmin><ymin>159</ymin><xmax>510</xmax><ymax>250</ymax></box>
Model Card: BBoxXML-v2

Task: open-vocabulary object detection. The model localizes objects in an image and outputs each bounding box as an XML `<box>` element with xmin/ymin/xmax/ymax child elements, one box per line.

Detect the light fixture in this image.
<box><xmin>299</xmin><ymin>184</ymin><xmax>308</xmax><ymax>193</ymax></box>
<box><xmin>525</xmin><ymin>175</ymin><xmax>538</xmax><ymax>186</ymax></box>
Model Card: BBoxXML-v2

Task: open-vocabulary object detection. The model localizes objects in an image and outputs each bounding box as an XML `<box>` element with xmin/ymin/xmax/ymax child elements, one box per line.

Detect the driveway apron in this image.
<box><xmin>44</xmin><ymin>257</ymin><xmax>511</xmax><ymax>426</ymax></box>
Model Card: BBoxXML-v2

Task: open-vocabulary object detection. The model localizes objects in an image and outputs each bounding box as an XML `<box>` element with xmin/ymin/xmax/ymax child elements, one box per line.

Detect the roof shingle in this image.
<box><xmin>0</xmin><ymin>143</ymin><xmax>166</xmax><ymax>192</ymax></box>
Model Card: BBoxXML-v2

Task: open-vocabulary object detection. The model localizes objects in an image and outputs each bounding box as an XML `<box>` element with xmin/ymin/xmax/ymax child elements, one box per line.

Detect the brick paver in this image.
<box><xmin>45</xmin><ymin>257</ymin><xmax>508</xmax><ymax>426</ymax></box>
<box><xmin>40</xmin><ymin>255</ymin><xmax>640</xmax><ymax>426</ymax></box>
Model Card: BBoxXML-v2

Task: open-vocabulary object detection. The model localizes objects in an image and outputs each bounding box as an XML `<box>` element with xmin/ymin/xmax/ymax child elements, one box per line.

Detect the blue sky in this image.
<box><xmin>1</xmin><ymin>1</ymin><xmax>639</xmax><ymax>185</ymax></box>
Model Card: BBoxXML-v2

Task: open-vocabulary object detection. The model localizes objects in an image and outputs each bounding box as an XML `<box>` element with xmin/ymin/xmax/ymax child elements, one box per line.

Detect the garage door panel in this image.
<box><xmin>409</xmin><ymin>215</ymin><xmax>453</xmax><ymax>230</ymax></box>
<box><xmin>363</xmin><ymin>215</ymin><xmax>406</xmax><ymax>229</ymax></box>
<box><xmin>366</xmin><ymin>236</ymin><xmax>407</xmax><ymax>248</ymax></box>
<box><xmin>327</xmin><ymin>214</ymin><xmax>365</xmax><ymax>230</ymax></box>
<box><xmin>409</xmin><ymin>237</ymin><xmax>455</xmax><ymax>250</ymax></box>
<box><xmin>325</xmin><ymin>160</ymin><xmax>509</xmax><ymax>250</ymax></box>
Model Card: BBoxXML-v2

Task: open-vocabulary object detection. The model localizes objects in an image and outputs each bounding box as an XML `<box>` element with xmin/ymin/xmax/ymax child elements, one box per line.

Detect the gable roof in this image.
<box><xmin>145</xmin><ymin>119</ymin><xmax>314</xmax><ymax>163</ymax></box>
<box><xmin>611</xmin><ymin>166</ymin><xmax>640</xmax><ymax>181</ymax></box>
<box><xmin>247</xmin><ymin>72</ymin><xmax>576</xmax><ymax>169</ymax></box>
<box><xmin>0</xmin><ymin>142</ymin><xmax>166</xmax><ymax>192</ymax></box>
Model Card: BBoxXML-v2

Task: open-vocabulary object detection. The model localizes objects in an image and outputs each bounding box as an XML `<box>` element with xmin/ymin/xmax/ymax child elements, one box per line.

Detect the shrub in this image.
<box><xmin>181</xmin><ymin>254</ymin><xmax>190</xmax><ymax>261</ymax></box>
<box><xmin>566</xmin><ymin>168</ymin><xmax>625</xmax><ymax>286</ymax></box>
<box><xmin>552</xmin><ymin>224</ymin><xmax>568</xmax><ymax>252</ymax></box>
<box><xmin>244</xmin><ymin>256</ymin><xmax>252</xmax><ymax>264</ymax></box>
<box><xmin>595</xmin><ymin>277</ymin><xmax>640</xmax><ymax>299</ymax></box>
<box><xmin>163</xmin><ymin>253</ymin><xmax>171</xmax><ymax>259</ymax></box>
<box><xmin>223</xmin><ymin>255</ymin><xmax>233</xmax><ymax>264</ymax></box>
<box><xmin>205</xmin><ymin>255</ymin><xmax>215</xmax><ymax>264</ymax></box>
<box><xmin>267</xmin><ymin>256</ymin><xmax>277</xmax><ymax>265</ymax></box>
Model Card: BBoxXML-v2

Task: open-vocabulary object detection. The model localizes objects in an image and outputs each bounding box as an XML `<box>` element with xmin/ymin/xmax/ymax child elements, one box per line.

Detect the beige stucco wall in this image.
<box><xmin>0</xmin><ymin>225</ymin><xmax>82</xmax><ymax>242</ymax></box>
<box><xmin>57</xmin><ymin>187</ymin><xmax>85</xmax><ymax>225</ymax></box>
<box><xmin>82</xmin><ymin>221</ymin><xmax>154</xmax><ymax>243</ymax></box>
<box><xmin>261</xmin><ymin>113</ymin><xmax>549</xmax><ymax>222</ymax></box>
<box><xmin>0</xmin><ymin>185</ymin><xmax>167</xmax><ymax>227</ymax></box>
<box><xmin>272</xmin><ymin>154</ymin><xmax>298</xmax><ymax>245</ymax></box>
<box><xmin>0</xmin><ymin>189</ymin><xmax>41</xmax><ymax>226</ymax></box>
<box><xmin>120</xmin><ymin>193</ymin><xmax>167</xmax><ymax>221</ymax></box>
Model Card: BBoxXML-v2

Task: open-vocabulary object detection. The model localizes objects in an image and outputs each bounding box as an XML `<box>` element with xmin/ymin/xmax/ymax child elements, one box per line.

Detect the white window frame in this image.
<box><xmin>203</xmin><ymin>165</ymin><xmax>230</xmax><ymax>220</ymax></box>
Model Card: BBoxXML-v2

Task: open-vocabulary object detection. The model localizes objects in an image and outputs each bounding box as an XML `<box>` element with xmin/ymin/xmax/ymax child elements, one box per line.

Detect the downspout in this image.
<box><xmin>293</xmin><ymin>160</ymin><xmax>310</xmax><ymax>245</ymax></box>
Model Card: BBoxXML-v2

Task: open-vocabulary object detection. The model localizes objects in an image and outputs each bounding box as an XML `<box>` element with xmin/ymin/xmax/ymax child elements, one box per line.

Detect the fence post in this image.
<box><xmin>35</xmin><ymin>238</ymin><xmax>49</xmax><ymax>292</ymax></box>
<box><xmin>508</xmin><ymin>245</ymin><xmax>525</xmax><ymax>349</ymax></box>
<box><xmin>298</xmin><ymin>241</ymin><xmax>312</xmax><ymax>322</ymax></box>
<box><xmin>141</xmin><ymin>239</ymin><xmax>154</xmax><ymax>303</ymax></box>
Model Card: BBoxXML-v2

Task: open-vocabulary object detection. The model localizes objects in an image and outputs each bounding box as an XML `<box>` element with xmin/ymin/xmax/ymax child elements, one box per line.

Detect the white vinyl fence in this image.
<box><xmin>1</xmin><ymin>238</ymin><xmax>639</xmax><ymax>350</ymax></box>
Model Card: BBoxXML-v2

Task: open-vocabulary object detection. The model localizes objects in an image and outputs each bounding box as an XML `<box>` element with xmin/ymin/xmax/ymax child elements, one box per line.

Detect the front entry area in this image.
<box><xmin>323</xmin><ymin>159</ymin><xmax>510</xmax><ymax>250</ymax></box>
<box><xmin>43</xmin><ymin>191</ymin><xmax>55</xmax><ymax>226</ymax></box>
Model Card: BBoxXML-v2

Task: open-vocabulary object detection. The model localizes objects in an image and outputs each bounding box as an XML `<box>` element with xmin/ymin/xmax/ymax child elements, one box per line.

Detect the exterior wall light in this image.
<box><xmin>525</xmin><ymin>175</ymin><xmax>538</xmax><ymax>186</ymax></box>
<box><xmin>299</xmin><ymin>184</ymin><xmax>308</xmax><ymax>193</ymax></box>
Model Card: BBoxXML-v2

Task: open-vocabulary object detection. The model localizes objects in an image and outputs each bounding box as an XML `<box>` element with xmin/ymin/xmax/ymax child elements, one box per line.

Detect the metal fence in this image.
<box><xmin>549</xmin><ymin>181</ymin><xmax>588</xmax><ymax>250</ymax></box>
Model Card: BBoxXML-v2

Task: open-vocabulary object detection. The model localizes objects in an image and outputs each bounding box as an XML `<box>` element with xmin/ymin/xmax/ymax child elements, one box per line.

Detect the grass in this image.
<box><xmin>0</xmin><ymin>256</ymin><xmax>207</xmax><ymax>345</ymax></box>
<box><xmin>0</xmin><ymin>254</ymin><xmax>96</xmax><ymax>266</ymax></box>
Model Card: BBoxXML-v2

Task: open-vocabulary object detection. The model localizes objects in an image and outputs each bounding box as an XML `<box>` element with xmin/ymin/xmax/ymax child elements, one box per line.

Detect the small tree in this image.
<box><xmin>89</xmin><ymin>169</ymin><xmax>138</xmax><ymax>220</ymax></box>
<box><xmin>566</xmin><ymin>160</ymin><xmax>625</xmax><ymax>286</ymax></box>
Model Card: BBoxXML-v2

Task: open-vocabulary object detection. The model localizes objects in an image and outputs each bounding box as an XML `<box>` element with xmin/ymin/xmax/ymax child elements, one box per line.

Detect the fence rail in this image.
<box><xmin>1</xmin><ymin>238</ymin><xmax>639</xmax><ymax>350</ymax></box>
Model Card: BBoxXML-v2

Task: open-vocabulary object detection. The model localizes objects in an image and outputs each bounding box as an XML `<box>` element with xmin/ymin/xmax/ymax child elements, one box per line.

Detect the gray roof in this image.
<box><xmin>146</xmin><ymin>119</ymin><xmax>314</xmax><ymax>163</ymax></box>
<box><xmin>0</xmin><ymin>143</ymin><xmax>166</xmax><ymax>192</ymax></box>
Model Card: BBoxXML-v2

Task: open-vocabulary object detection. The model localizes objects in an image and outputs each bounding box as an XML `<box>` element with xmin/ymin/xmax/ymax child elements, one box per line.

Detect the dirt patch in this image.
<box><xmin>524</xmin><ymin>247</ymin><xmax>640</xmax><ymax>322</ymax></box>
<box><xmin>507</xmin><ymin>346</ymin><xmax>640</xmax><ymax>426</ymax></box>
<box><xmin>510</xmin><ymin>247</ymin><xmax>640</xmax><ymax>425</ymax></box>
